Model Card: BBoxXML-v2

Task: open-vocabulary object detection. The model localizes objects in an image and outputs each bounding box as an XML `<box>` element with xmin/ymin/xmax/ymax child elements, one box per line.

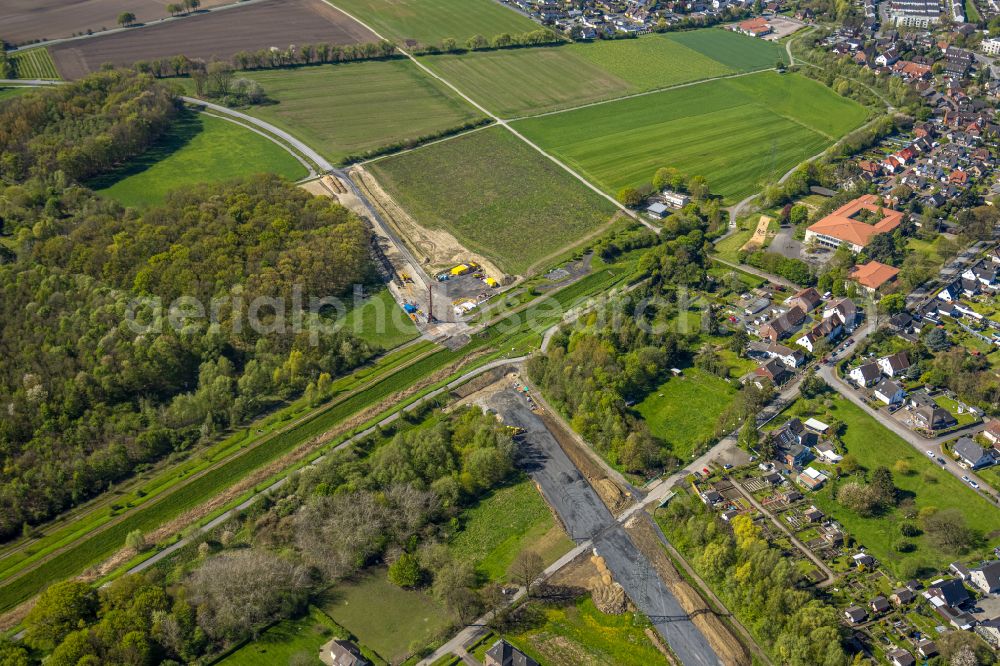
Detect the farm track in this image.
<box><xmin>0</xmin><ymin>339</ymin><xmax>437</xmax><ymax>616</ymax></box>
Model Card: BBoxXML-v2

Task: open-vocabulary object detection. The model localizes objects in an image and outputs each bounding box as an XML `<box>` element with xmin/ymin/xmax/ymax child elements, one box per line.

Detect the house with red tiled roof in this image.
<box><xmin>734</xmin><ymin>17</ymin><xmax>772</xmax><ymax>36</ymax></box>
<box><xmin>949</xmin><ymin>170</ymin><xmax>969</xmax><ymax>185</ymax></box>
<box><xmin>849</xmin><ymin>261</ymin><xmax>900</xmax><ymax>294</ymax></box>
<box><xmin>805</xmin><ymin>195</ymin><xmax>904</xmax><ymax>253</ymax></box>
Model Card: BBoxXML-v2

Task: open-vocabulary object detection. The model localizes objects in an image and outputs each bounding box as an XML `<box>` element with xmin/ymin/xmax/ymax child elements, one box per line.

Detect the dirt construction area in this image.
<box><xmin>352</xmin><ymin>165</ymin><xmax>507</xmax><ymax>283</ymax></box>
<box><xmin>1</xmin><ymin>0</ymin><xmax>231</xmax><ymax>45</ymax></box>
<box><xmin>48</xmin><ymin>0</ymin><xmax>376</xmax><ymax>79</ymax></box>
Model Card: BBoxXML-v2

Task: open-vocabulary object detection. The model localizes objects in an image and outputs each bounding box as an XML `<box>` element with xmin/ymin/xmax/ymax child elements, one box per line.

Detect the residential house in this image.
<box><xmin>910</xmin><ymin>392</ymin><xmax>958</xmax><ymax>431</ymax></box>
<box><xmin>645</xmin><ymin>202</ymin><xmax>669</xmax><ymax>219</ymax></box>
<box><xmin>798</xmin><ymin>466</ymin><xmax>827</xmax><ymax>490</ymax></box>
<box><xmin>878</xmin><ymin>351</ymin><xmax>910</xmax><ymax>377</ymax></box>
<box><xmin>888</xmin><ymin>649</ymin><xmax>915</xmax><ymax>666</ymax></box>
<box><xmin>983</xmin><ymin>420</ymin><xmax>1000</xmax><ymax>446</ymax></box>
<box><xmin>788</xmin><ymin>287</ymin><xmax>823</xmax><ymax>313</ymax></box>
<box><xmin>797</xmin><ymin>316</ymin><xmax>844</xmax><ymax>353</ymax></box>
<box><xmin>765</xmin><ymin>342</ymin><xmax>806</xmax><ymax>368</ymax></box>
<box><xmin>804</xmin><ymin>506</ymin><xmax>824</xmax><ymax>522</ymax></box>
<box><xmin>871</xmin><ymin>596</ymin><xmax>891</xmax><ymax>614</ymax></box>
<box><xmin>805</xmin><ymin>195</ymin><xmax>904</xmax><ymax>253</ymax></box>
<box><xmin>824</xmin><ymin>297</ymin><xmax>858</xmax><ymax>328</ymax></box>
<box><xmin>701</xmin><ymin>489</ymin><xmax>724</xmax><ymax>505</ymax></box>
<box><xmin>978</xmin><ymin>618</ymin><xmax>1000</xmax><ymax>648</ymax></box>
<box><xmin>485</xmin><ymin>640</ymin><xmax>538</xmax><ymax>666</ymax></box>
<box><xmin>970</xmin><ymin>561</ymin><xmax>1000</xmax><ymax>594</ymax></box>
<box><xmin>853</xmin><ymin>552</ymin><xmax>875</xmax><ymax>568</ymax></box>
<box><xmin>327</xmin><ymin>640</ymin><xmax>370</xmax><ymax>666</ymax></box>
<box><xmin>759</xmin><ymin>306</ymin><xmax>806</xmax><ymax>342</ymax></box>
<box><xmin>754</xmin><ymin>358</ymin><xmax>791</xmax><ymax>387</ymax></box>
<box><xmin>954</xmin><ymin>437</ymin><xmax>995</xmax><ymax>469</ymax></box>
<box><xmin>849</xmin><ymin>361</ymin><xmax>882</xmax><ymax>387</ymax></box>
<box><xmin>891</xmin><ymin>588</ymin><xmax>916</xmax><ymax>605</ymax></box>
<box><xmin>916</xmin><ymin>640</ymin><xmax>938</xmax><ymax>659</ymax></box>
<box><xmin>925</xmin><ymin>578</ymin><xmax>971</xmax><ymax>609</ymax></box>
<box><xmin>874</xmin><ymin>378</ymin><xmax>906</xmax><ymax>405</ymax></box>
<box><xmin>951</xmin><ymin>561</ymin><xmax>973</xmax><ymax>580</ymax></box>
<box><xmin>844</xmin><ymin>606</ymin><xmax>868</xmax><ymax>623</ymax></box>
<box><xmin>815</xmin><ymin>441</ymin><xmax>843</xmax><ymax>463</ymax></box>
<box><xmin>849</xmin><ymin>261</ymin><xmax>900</xmax><ymax>295</ymax></box>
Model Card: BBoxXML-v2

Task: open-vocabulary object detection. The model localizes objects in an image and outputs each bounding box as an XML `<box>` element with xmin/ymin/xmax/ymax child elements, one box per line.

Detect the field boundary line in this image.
<box><xmin>358</xmin><ymin>121</ymin><xmax>496</xmax><ymax>165</ymax></box>
<box><xmin>321</xmin><ymin>0</ymin><xmax>655</xmax><ymax>231</ymax></box>
<box><xmin>200</xmin><ymin>111</ymin><xmax>317</xmax><ymax>176</ymax></box>
<box><xmin>506</xmin><ymin>66</ymin><xmax>776</xmax><ymax>122</ymax></box>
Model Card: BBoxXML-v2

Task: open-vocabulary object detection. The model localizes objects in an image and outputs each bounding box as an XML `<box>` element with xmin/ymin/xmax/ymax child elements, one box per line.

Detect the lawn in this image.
<box><xmin>713</xmin><ymin>227</ymin><xmax>754</xmax><ymax>264</ymax></box>
<box><xmin>329</xmin><ymin>0</ymin><xmax>538</xmax><ymax>46</ymax></box>
<box><xmin>513</xmin><ymin>71</ymin><xmax>868</xmax><ymax>202</ymax></box>
<box><xmin>504</xmin><ymin>596</ymin><xmax>663</xmax><ymax>666</ymax></box>
<box><xmin>420</xmin><ymin>28</ymin><xmax>786</xmax><ymax>118</ymax></box>
<box><xmin>90</xmin><ymin>111</ymin><xmax>307</xmax><ymax>208</ymax></box>
<box><xmin>635</xmin><ymin>366</ymin><xmax>739</xmax><ymax>460</ymax></box>
<box><xmin>10</xmin><ymin>48</ymin><xmax>59</xmax><ymax>79</ymax></box>
<box><xmin>217</xmin><ymin>605</ymin><xmax>341</xmax><ymax>666</ymax></box>
<box><xmin>206</xmin><ymin>59</ymin><xmax>485</xmax><ymax>164</ymax></box>
<box><xmin>340</xmin><ymin>288</ymin><xmax>419</xmax><ymax>349</ymax></box>
<box><xmin>366</xmin><ymin>126</ymin><xmax>618</xmax><ymax>275</ymax></box>
<box><xmin>321</xmin><ymin>570</ymin><xmax>452</xmax><ymax>663</ymax></box>
<box><xmin>448</xmin><ymin>477</ymin><xmax>574</xmax><ymax>582</ymax></box>
<box><xmin>0</xmin><ymin>87</ymin><xmax>32</xmax><ymax>103</ymax></box>
<box><xmin>796</xmin><ymin>396</ymin><xmax>1000</xmax><ymax>575</ymax></box>
<box><xmin>934</xmin><ymin>395</ymin><xmax>978</xmax><ymax>426</ymax></box>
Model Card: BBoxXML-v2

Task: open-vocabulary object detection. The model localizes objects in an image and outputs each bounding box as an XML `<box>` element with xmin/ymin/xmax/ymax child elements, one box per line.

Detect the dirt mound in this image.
<box><xmin>625</xmin><ymin>514</ymin><xmax>750</xmax><ymax>666</ymax></box>
<box><xmin>352</xmin><ymin>165</ymin><xmax>506</xmax><ymax>281</ymax></box>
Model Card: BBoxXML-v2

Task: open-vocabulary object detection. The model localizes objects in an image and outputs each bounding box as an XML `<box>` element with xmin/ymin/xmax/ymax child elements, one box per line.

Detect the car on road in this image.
<box><xmin>926</xmin><ymin>450</ymin><xmax>935</xmax><ymax>457</ymax></box>
<box><xmin>962</xmin><ymin>475</ymin><xmax>971</xmax><ymax>483</ymax></box>
<box><xmin>969</xmin><ymin>479</ymin><xmax>980</xmax><ymax>489</ymax></box>
<box><xmin>702</xmin><ymin>467</ymin><xmax>710</xmax><ymax>475</ymax></box>
<box><xmin>937</xmin><ymin>457</ymin><xmax>946</xmax><ymax>465</ymax></box>
<box><xmin>723</xmin><ymin>463</ymin><xmax>733</xmax><ymax>470</ymax></box>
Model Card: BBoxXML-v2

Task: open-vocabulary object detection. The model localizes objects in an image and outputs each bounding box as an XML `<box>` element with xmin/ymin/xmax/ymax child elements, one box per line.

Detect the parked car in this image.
<box><xmin>969</xmin><ymin>479</ymin><xmax>980</xmax><ymax>489</ymax></box>
<box><xmin>926</xmin><ymin>450</ymin><xmax>935</xmax><ymax>458</ymax></box>
<box><xmin>937</xmin><ymin>457</ymin><xmax>946</xmax><ymax>466</ymax></box>
<box><xmin>962</xmin><ymin>475</ymin><xmax>971</xmax><ymax>483</ymax></box>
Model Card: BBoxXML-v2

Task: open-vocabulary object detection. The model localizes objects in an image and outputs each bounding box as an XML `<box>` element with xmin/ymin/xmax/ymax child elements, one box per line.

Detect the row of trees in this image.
<box><xmin>132</xmin><ymin>40</ymin><xmax>398</xmax><ymax>79</ymax></box>
<box><xmin>414</xmin><ymin>29</ymin><xmax>564</xmax><ymax>55</ymax></box>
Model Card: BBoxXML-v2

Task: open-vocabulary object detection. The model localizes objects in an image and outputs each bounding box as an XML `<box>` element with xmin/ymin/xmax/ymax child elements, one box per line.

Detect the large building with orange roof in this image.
<box><xmin>805</xmin><ymin>195</ymin><xmax>904</xmax><ymax>253</ymax></box>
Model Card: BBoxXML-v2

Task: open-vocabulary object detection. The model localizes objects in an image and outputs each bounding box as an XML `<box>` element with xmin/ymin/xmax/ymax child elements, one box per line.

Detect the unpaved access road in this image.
<box><xmin>487</xmin><ymin>389</ymin><xmax>724</xmax><ymax>666</ymax></box>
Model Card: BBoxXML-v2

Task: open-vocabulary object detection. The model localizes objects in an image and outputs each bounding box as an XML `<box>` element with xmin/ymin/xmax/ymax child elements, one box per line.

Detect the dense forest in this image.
<box><xmin>0</xmin><ymin>71</ymin><xmax>178</xmax><ymax>183</ymax></box>
<box><xmin>0</xmin><ymin>74</ymin><xmax>377</xmax><ymax>540</ymax></box>
<box><xmin>5</xmin><ymin>407</ymin><xmax>518</xmax><ymax>664</ymax></box>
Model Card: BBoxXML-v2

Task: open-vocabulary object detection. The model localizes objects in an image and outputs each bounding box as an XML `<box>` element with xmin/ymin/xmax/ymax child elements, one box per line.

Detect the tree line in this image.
<box><xmin>414</xmin><ymin>29</ymin><xmax>565</xmax><ymax>55</ymax></box>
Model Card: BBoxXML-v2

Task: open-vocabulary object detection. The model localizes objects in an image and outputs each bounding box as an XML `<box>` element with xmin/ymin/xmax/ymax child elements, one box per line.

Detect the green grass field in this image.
<box><xmin>209</xmin><ymin>59</ymin><xmax>484</xmax><ymax>164</ymax></box>
<box><xmin>366</xmin><ymin>126</ymin><xmax>618</xmax><ymax>275</ymax></box>
<box><xmin>341</xmin><ymin>288</ymin><xmax>420</xmax><ymax>349</ymax></box>
<box><xmin>322</xmin><ymin>571</ymin><xmax>451</xmax><ymax>663</ymax></box>
<box><xmin>218</xmin><ymin>606</ymin><xmax>340</xmax><ymax>666</ymax></box>
<box><xmin>667</xmin><ymin>28</ymin><xmax>786</xmax><ymax>71</ymax></box>
<box><xmin>420</xmin><ymin>47</ymin><xmax>631</xmax><ymax>117</ymax></box>
<box><xmin>504</xmin><ymin>597</ymin><xmax>662</xmax><ymax>666</ymax></box>
<box><xmin>798</xmin><ymin>397</ymin><xmax>1000</xmax><ymax>575</ymax></box>
<box><xmin>0</xmin><ymin>87</ymin><xmax>31</xmax><ymax>103</ymax></box>
<box><xmin>91</xmin><ymin>112</ymin><xmax>307</xmax><ymax>208</ymax></box>
<box><xmin>448</xmin><ymin>477</ymin><xmax>573</xmax><ymax>582</ymax></box>
<box><xmin>329</xmin><ymin>0</ymin><xmax>538</xmax><ymax>46</ymax></box>
<box><xmin>10</xmin><ymin>48</ymin><xmax>59</xmax><ymax>79</ymax></box>
<box><xmin>636</xmin><ymin>366</ymin><xmax>740</xmax><ymax>460</ymax></box>
<box><xmin>513</xmin><ymin>71</ymin><xmax>868</xmax><ymax>202</ymax></box>
<box><xmin>421</xmin><ymin>28</ymin><xmax>787</xmax><ymax>117</ymax></box>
